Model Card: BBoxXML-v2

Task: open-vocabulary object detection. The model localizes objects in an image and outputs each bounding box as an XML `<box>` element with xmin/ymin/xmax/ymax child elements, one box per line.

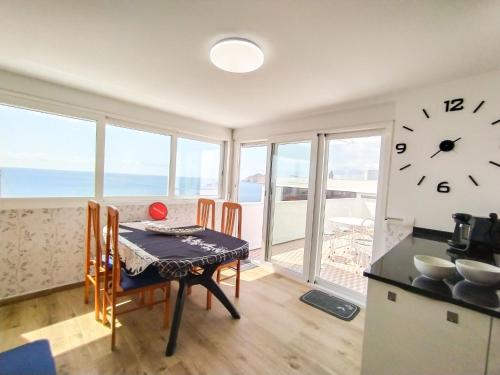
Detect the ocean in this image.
<box><xmin>0</xmin><ymin>167</ymin><xmax>263</xmax><ymax>201</ymax></box>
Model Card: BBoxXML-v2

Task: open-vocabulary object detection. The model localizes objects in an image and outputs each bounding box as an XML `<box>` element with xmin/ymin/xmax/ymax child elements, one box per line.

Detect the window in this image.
<box><xmin>238</xmin><ymin>145</ymin><xmax>267</xmax><ymax>203</ymax></box>
<box><xmin>104</xmin><ymin>125</ymin><xmax>171</xmax><ymax>196</ymax></box>
<box><xmin>0</xmin><ymin>104</ymin><xmax>96</xmax><ymax>198</ymax></box>
<box><xmin>175</xmin><ymin>137</ymin><xmax>221</xmax><ymax>197</ymax></box>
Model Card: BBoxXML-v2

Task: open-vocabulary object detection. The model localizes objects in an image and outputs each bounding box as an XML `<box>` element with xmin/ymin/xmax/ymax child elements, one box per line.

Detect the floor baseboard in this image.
<box><xmin>0</xmin><ymin>281</ymin><xmax>84</xmax><ymax>306</ymax></box>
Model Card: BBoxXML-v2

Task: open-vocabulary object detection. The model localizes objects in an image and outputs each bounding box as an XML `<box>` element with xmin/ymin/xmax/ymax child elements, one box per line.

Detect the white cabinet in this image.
<box><xmin>361</xmin><ymin>279</ymin><xmax>492</xmax><ymax>375</ymax></box>
<box><xmin>487</xmin><ymin>317</ymin><xmax>500</xmax><ymax>375</ymax></box>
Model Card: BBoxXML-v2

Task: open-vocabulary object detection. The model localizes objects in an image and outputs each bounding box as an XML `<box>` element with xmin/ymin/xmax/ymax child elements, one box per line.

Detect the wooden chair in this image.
<box><xmin>206</xmin><ymin>202</ymin><xmax>242</xmax><ymax>310</ymax></box>
<box><xmin>84</xmin><ymin>200</ymin><xmax>108</xmax><ymax>321</ymax></box>
<box><xmin>188</xmin><ymin>198</ymin><xmax>216</xmax><ymax>296</ymax></box>
<box><xmin>196</xmin><ymin>198</ymin><xmax>215</xmax><ymax>229</ymax></box>
<box><xmin>102</xmin><ymin>206</ymin><xmax>171</xmax><ymax>350</ymax></box>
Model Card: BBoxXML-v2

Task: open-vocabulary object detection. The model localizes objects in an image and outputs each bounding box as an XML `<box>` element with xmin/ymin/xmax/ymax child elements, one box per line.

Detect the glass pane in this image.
<box><xmin>319</xmin><ymin>135</ymin><xmax>381</xmax><ymax>295</ymax></box>
<box><xmin>104</xmin><ymin>125</ymin><xmax>170</xmax><ymax>196</ymax></box>
<box><xmin>270</xmin><ymin>141</ymin><xmax>311</xmax><ymax>275</ymax></box>
<box><xmin>175</xmin><ymin>138</ymin><xmax>220</xmax><ymax>197</ymax></box>
<box><xmin>238</xmin><ymin>145</ymin><xmax>267</xmax><ymax>261</ymax></box>
<box><xmin>0</xmin><ymin>104</ymin><xmax>96</xmax><ymax>197</ymax></box>
<box><xmin>238</xmin><ymin>145</ymin><xmax>267</xmax><ymax>203</ymax></box>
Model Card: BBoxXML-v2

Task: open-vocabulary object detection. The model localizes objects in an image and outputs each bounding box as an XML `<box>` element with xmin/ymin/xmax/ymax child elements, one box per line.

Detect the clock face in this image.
<box><xmin>396</xmin><ymin>98</ymin><xmax>500</xmax><ymax>193</ymax></box>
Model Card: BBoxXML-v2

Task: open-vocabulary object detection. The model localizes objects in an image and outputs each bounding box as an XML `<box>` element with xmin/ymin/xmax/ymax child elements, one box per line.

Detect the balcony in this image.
<box><xmin>241</xmin><ymin>196</ymin><xmax>375</xmax><ymax>296</ymax></box>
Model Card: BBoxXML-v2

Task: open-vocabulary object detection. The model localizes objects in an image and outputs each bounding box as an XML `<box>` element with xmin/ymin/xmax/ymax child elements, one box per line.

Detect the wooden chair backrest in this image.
<box><xmin>86</xmin><ymin>200</ymin><xmax>102</xmax><ymax>269</ymax></box>
<box><xmin>104</xmin><ymin>205</ymin><xmax>121</xmax><ymax>292</ymax></box>
<box><xmin>196</xmin><ymin>198</ymin><xmax>215</xmax><ymax>230</ymax></box>
<box><xmin>221</xmin><ymin>202</ymin><xmax>242</xmax><ymax>239</ymax></box>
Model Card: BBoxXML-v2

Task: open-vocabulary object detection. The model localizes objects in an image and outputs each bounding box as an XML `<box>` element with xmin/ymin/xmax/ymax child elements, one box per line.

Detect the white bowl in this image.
<box><xmin>455</xmin><ymin>259</ymin><xmax>500</xmax><ymax>286</ymax></box>
<box><xmin>414</xmin><ymin>255</ymin><xmax>456</xmax><ymax>280</ymax></box>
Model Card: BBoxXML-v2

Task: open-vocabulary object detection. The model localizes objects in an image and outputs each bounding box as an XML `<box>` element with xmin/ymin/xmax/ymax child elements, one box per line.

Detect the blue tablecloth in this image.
<box><xmin>117</xmin><ymin>222</ymin><xmax>249</xmax><ymax>280</ymax></box>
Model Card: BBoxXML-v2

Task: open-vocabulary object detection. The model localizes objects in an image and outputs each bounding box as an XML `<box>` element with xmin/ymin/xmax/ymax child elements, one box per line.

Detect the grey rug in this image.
<box><xmin>240</xmin><ymin>259</ymin><xmax>259</xmax><ymax>271</ymax></box>
<box><xmin>300</xmin><ymin>290</ymin><xmax>360</xmax><ymax>321</ymax></box>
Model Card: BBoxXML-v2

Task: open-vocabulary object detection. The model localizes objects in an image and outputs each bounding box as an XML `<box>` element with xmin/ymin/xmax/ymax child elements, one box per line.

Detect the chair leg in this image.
<box><xmin>235</xmin><ymin>260</ymin><xmax>241</xmax><ymax>298</ymax></box>
<box><xmin>163</xmin><ymin>284</ymin><xmax>170</xmax><ymax>329</ymax></box>
<box><xmin>84</xmin><ymin>275</ymin><xmax>90</xmax><ymax>304</ymax></box>
<box><xmin>94</xmin><ymin>274</ymin><xmax>100</xmax><ymax>321</ymax></box>
<box><xmin>216</xmin><ymin>269</ymin><xmax>221</xmax><ymax>283</ymax></box>
<box><xmin>102</xmin><ymin>293</ymin><xmax>108</xmax><ymax>326</ymax></box>
<box><xmin>111</xmin><ymin>296</ymin><xmax>116</xmax><ymax>350</ymax></box>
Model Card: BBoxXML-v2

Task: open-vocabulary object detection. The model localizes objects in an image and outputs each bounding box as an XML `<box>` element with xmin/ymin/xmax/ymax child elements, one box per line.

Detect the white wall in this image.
<box><xmin>241</xmin><ymin>203</ymin><xmax>264</xmax><ymax>250</ymax></box>
<box><xmin>233</xmin><ymin>101</ymin><xmax>395</xmax><ymax>141</ymax></box>
<box><xmin>235</xmin><ymin>69</ymin><xmax>500</xmax><ymax>252</ymax></box>
<box><xmin>387</xmin><ymin>69</ymin><xmax>500</xmax><ymax>231</ymax></box>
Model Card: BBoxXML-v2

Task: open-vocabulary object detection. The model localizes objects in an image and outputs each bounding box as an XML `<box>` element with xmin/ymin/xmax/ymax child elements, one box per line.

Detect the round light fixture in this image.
<box><xmin>210</xmin><ymin>38</ymin><xmax>264</xmax><ymax>73</ymax></box>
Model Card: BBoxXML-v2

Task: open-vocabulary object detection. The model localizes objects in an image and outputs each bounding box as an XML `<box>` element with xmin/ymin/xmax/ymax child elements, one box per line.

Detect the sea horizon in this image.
<box><xmin>0</xmin><ymin>166</ymin><xmax>262</xmax><ymax>201</ymax></box>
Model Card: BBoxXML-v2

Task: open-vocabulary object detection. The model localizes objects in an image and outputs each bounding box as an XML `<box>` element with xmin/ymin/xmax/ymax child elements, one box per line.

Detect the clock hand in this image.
<box><xmin>430</xmin><ymin>137</ymin><xmax>462</xmax><ymax>158</ymax></box>
<box><xmin>430</xmin><ymin>149</ymin><xmax>441</xmax><ymax>159</ymax></box>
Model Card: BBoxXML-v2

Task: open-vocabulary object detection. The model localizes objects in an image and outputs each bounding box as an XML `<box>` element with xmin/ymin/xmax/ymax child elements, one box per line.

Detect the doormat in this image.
<box><xmin>240</xmin><ymin>259</ymin><xmax>259</xmax><ymax>271</ymax></box>
<box><xmin>300</xmin><ymin>290</ymin><xmax>360</xmax><ymax>321</ymax></box>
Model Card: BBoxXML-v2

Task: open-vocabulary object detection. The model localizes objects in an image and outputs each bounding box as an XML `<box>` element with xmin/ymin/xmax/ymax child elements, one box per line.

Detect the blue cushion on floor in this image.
<box><xmin>120</xmin><ymin>266</ymin><xmax>166</xmax><ymax>291</ymax></box>
<box><xmin>0</xmin><ymin>339</ymin><xmax>56</xmax><ymax>375</ymax></box>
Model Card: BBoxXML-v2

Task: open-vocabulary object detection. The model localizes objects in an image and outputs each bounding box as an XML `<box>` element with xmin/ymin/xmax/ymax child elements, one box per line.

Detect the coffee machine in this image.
<box><xmin>448</xmin><ymin>213</ymin><xmax>500</xmax><ymax>258</ymax></box>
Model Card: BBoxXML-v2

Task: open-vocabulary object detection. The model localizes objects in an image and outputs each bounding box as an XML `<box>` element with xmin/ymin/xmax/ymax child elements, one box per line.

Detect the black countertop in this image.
<box><xmin>364</xmin><ymin>228</ymin><xmax>500</xmax><ymax>318</ymax></box>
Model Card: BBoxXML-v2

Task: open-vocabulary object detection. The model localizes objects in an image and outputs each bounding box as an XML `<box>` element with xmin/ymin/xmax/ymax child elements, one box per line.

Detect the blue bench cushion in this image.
<box><xmin>0</xmin><ymin>339</ymin><xmax>56</xmax><ymax>375</ymax></box>
<box><xmin>120</xmin><ymin>266</ymin><xmax>166</xmax><ymax>291</ymax></box>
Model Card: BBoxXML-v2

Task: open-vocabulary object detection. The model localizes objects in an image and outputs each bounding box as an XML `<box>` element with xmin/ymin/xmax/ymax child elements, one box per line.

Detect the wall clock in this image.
<box><xmin>395</xmin><ymin>98</ymin><xmax>500</xmax><ymax>193</ymax></box>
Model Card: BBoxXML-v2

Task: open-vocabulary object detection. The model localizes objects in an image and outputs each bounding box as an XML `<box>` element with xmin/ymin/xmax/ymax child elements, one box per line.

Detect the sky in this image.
<box><xmin>0</xmin><ymin>104</ymin><xmax>220</xmax><ymax>177</ymax></box>
<box><xmin>0</xmin><ymin>104</ymin><xmax>380</xmax><ymax>181</ymax></box>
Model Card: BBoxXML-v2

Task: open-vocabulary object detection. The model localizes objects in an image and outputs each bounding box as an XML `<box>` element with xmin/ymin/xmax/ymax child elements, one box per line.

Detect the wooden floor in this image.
<box><xmin>0</xmin><ymin>267</ymin><xmax>365</xmax><ymax>375</ymax></box>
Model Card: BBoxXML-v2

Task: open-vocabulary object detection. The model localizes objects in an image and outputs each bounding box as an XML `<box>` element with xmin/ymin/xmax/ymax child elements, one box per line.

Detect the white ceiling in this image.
<box><xmin>0</xmin><ymin>1</ymin><xmax>499</xmax><ymax>128</ymax></box>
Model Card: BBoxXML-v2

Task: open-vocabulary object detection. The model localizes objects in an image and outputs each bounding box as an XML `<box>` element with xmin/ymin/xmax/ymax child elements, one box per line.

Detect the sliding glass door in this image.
<box><xmin>237</xmin><ymin>144</ymin><xmax>268</xmax><ymax>262</ymax></box>
<box><xmin>251</xmin><ymin>127</ymin><xmax>387</xmax><ymax>301</ymax></box>
<box><xmin>314</xmin><ymin>133</ymin><xmax>382</xmax><ymax>297</ymax></box>
<box><xmin>267</xmin><ymin>141</ymin><xmax>312</xmax><ymax>276</ymax></box>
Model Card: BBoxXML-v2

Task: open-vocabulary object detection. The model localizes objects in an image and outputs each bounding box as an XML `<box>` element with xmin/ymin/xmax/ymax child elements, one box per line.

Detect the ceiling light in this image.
<box><xmin>210</xmin><ymin>38</ymin><xmax>264</xmax><ymax>73</ymax></box>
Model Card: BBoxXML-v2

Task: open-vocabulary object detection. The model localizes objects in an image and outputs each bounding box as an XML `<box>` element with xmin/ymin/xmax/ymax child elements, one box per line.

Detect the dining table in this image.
<box><xmin>116</xmin><ymin>221</ymin><xmax>249</xmax><ymax>356</ymax></box>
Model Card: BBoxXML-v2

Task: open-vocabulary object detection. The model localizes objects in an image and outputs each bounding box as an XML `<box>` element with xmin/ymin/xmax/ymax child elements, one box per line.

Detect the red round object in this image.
<box><xmin>149</xmin><ymin>202</ymin><xmax>168</xmax><ymax>220</ymax></box>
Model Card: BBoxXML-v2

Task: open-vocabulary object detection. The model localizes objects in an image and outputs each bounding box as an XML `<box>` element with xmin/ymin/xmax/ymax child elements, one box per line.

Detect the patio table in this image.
<box><xmin>116</xmin><ymin>221</ymin><xmax>249</xmax><ymax>356</ymax></box>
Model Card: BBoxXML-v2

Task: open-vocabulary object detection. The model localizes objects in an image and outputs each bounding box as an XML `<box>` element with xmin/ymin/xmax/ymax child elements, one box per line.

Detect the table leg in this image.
<box><xmin>165</xmin><ymin>278</ymin><xmax>188</xmax><ymax>356</ymax></box>
<box><xmin>165</xmin><ymin>263</ymin><xmax>241</xmax><ymax>356</ymax></box>
<box><xmin>199</xmin><ymin>274</ymin><xmax>240</xmax><ymax>319</ymax></box>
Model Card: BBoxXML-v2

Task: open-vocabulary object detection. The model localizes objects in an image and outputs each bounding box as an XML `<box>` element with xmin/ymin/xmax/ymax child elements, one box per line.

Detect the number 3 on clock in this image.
<box><xmin>444</xmin><ymin>98</ymin><xmax>464</xmax><ymax>112</ymax></box>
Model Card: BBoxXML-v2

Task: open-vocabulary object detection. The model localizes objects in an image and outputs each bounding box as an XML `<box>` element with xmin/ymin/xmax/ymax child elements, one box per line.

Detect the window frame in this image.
<box><xmin>234</xmin><ymin>141</ymin><xmax>269</xmax><ymax>204</ymax></box>
<box><xmin>0</xmin><ymin>92</ymin><xmax>227</xmax><ymax>208</ymax></box>
<box><xmin>173</xmin><ymin>134</ymin><xmax>225</xmax><ymax>199</ymax></box>
<box><xmin>0</xmin><ymin>94</ymin><xmax>102</xmax><ymax>206</ymax></box>
<box><xmin>102</xmin><ymin>120</ymin><xmax>173</xmax><ymax>200</ymax></box>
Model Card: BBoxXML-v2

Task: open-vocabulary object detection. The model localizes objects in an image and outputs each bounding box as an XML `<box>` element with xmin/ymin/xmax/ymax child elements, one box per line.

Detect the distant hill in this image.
<box><xmin>243</xmin><ymin>173</ymin><xmax>265</xmax><ymax>183</ymax></box>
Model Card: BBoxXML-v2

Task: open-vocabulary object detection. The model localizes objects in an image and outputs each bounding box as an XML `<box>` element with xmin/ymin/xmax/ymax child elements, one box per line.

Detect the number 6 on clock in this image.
<box><xmin>437</xmin><ymin>181</ymin><xmax>451</xmax><ymax>193</ymax></box>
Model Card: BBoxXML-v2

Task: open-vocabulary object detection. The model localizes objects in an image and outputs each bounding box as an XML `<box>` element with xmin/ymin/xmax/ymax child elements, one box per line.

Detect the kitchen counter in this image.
<box><xmin>363</xmin><ymin>228</ymin><xmax>500</xmax><ymax>318</ymax></box>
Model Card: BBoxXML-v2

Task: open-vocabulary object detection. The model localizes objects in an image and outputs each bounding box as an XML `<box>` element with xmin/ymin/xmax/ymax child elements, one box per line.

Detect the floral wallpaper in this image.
<box><xmin>0</xmin><ymin>202</ymin><xmax>207</xmax><ymax>300</ymax></box>
<box><xmin>1</xmin><ymin>200</ymin><xmax>407</xmax><ymax>300</ymax></box>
